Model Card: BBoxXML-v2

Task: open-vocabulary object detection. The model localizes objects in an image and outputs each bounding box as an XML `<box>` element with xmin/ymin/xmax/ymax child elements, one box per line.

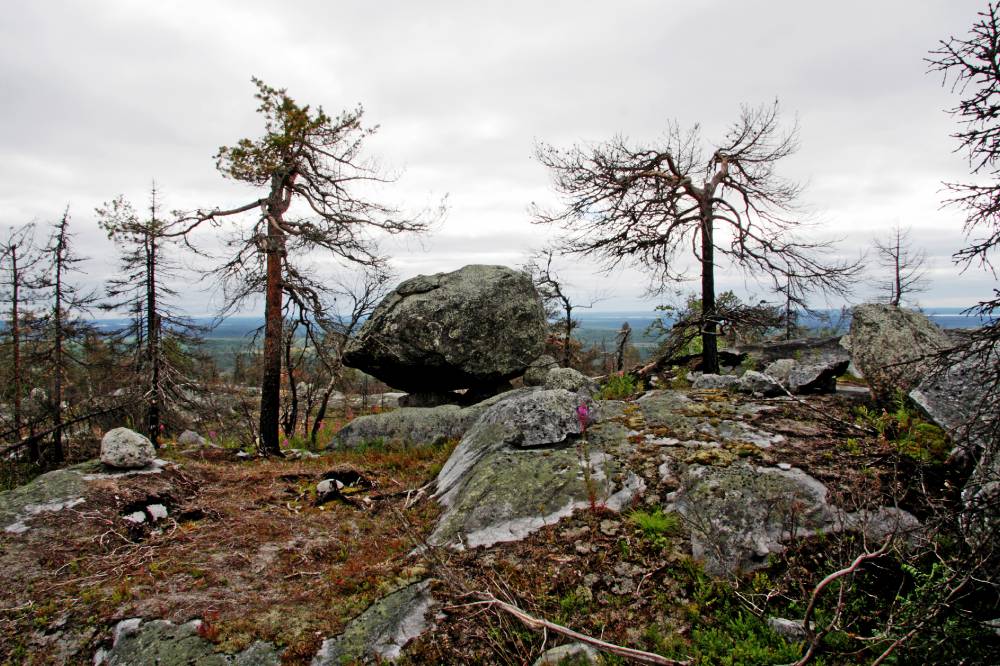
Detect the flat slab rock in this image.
<box><xmin>333</xmin><ymin>388</ymin><xmax>535</xmax><ymax>449</ymax></box>
<box><xmin>431</xmin><ymin>391</ymin><xmax>644</xmax><ymax>548</ymax></box>
<box><xmin>312</xmin><ymin>580</ymin><xmax>435</xmax><ymax>665</ymax></box>
<box><xmin>95</xmin><ymin>618</ymin><xmax>280</xmax><ymax>665</ymax></box>
<box><xmin>1</xmin><ymin>460</ymin><xmax>169</xmax><ymax>535</ymax></box>
<box><xmin>638</xmin><ymin>390</ymin><xmax>784</xmax><ymax>448</ymax></box>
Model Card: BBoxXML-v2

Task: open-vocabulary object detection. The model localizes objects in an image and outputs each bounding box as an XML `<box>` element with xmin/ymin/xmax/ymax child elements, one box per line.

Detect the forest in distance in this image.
<box><xmin>82</xmin><ymin>306</ymin><xmax>995</xmax><ymax>372</ymax></box>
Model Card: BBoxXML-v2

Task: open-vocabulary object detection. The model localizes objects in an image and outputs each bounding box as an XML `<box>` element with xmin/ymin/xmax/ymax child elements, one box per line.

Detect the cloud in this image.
<box><xmin>0</xmin><ymin>0</ymin><xmax>994</xmax><ymax>314</ymax></box>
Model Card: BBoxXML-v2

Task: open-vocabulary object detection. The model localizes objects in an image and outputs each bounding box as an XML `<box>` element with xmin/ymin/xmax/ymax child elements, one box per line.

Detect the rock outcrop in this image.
<box><xmin>910</xmin><ymin>342</ymin><xmax>1000</xmax><ymax>547</ymax></box>
<box><xmin>523</xmin><ymin>354</ymin><xmax>559</xmax><ymax>386</ymax></box>
<box><xmin>665</xmin><ymin>462</ymin><xmax>920</xmax><ymax>576</ymax></box>
<box><xmin>333</xmin><ymin>388</ymin><xmax>534</xmax><ymax>449</ymax></box>
<box><xmin>431</xmin><ymin>391</ymin><xmax>644</xmax><ymax>548</ymax></box>
<box><xmin>100</xmin><ymin>428</ymin><xmax>157</xmax><ymax>469</ymax></box>
<box><xmin>95</xmin><ymin>618</ymin><xmax>280</xmax><ymax>665</ymax></box>
<box><xmin>343</xmin><ymin>265</ymin><xmax>546</xmax><ymax>392</ymax></box>
<box><xmin>312</xmin><ymin>581</ymin><xmax>435</xmax><ymax>665</ymax></box>
<box><xmin>849</xmin><ymin>304</ymin><xmax>950</xmax><ymax>403</ymax></box>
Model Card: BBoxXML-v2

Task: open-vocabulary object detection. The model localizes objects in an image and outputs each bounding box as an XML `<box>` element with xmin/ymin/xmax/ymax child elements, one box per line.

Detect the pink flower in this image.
<box><xmin>576</xmin><ymin>403</ymin><xmax>590</xmax><ymax>431</ymax></box>
<box><xmin>282</xmin><ymin>438</ymin><xmax>289</xmax><ymax>448</ymax></box>
<box><xmin>209</xmin><ymin>430</ymin><xmax>217</xmax><ymax>440</ymax></box>
<box><xmin>159</xmin><ymin>424</ymin><xmax>165</xmax><ymax>431</ymax></box>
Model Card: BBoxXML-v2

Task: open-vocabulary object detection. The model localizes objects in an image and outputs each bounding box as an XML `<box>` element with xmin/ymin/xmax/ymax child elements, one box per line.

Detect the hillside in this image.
<box><xmin>1</xmin><ymin>361</ymin><xmax>995</xmax><ymax>664</ymax></box>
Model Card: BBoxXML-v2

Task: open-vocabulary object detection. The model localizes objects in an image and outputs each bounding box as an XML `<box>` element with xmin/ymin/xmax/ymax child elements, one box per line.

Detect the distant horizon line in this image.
<box><xmin>86</xmin><ymin>304</ymin><xmax>992</xmax><ymax>322</ymax></box>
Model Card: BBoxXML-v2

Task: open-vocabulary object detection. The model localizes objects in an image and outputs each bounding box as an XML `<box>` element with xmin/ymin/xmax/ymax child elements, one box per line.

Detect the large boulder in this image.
<box><xmin>666</xmin><ymin>462</ymin><xmax>920</xmax><ymax>576</ymax></box>
<box><xmin>849</xmin><ymin>304</ymin><xmax>950</xmax><ymax>403</ymax></box>
<box><xmin>909</xmin><ymin>342</ymin><xmax>1000</xmax><ymax>547</ymax></box>
<box><xmin>343</xmin><ymin>265</ymin><xmax>546</xmax><ymax>392</ymax></box>
<box><xmin>733</xmin><ymin>335</ymin><xmax>848</xmax><ymax>368</ymax></box>
<box><xmin>101</xmin><ymin>428</ymin><xmax>156</xmax><ymax>469</ymax></box>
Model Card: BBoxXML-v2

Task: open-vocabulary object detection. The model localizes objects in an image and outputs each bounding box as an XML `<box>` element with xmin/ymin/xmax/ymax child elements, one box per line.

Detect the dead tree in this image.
<box><xmin>0</xmin><ymin>224</ymin><xmax>44</xmax><ymax>459</ymax></box>
<box><xmin>523</xmin><ymin>249</ymin><xmax>602</xmax><ymax>368</ymax></box>
<box><xmin>929</xmin><ymin>3</ymin><xmax>1000</xmax><ymax>354</ymax></box>
<box><xmin>874</xmin><ymin>224</ymin><xmax>928</xmax><ymax>306</ymax></box>
<box><xmin>175</xmin><ymin>78</ymin><xmax>430</xmax><ymax>455</ymax></box>
<box><xmin>615</xmin><ymin>322</ymin><xmax>632</xmax><ymax>372</ymax></box>
<box><xmin>535</xmin><ymin>101</ymin><xmax>858</xmax><ymax>373</ymax></box>
<box><xmin>41</xmin><ymin>209</ymin><xmax>98</xmax><ymax>462</ymax></box>
<box><xmin>307</xmin><ymin>268</ymin><xmax>393</xmax><ymax>446</ymax></box>
<box><xmin>98</xmin><ymin>186</ymin><xmax>206</xmax><ymax>447</ymax></box>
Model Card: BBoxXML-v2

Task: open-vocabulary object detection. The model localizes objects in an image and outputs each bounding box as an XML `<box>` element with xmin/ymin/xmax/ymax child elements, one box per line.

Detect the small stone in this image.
<box><xmin>599</xmin><ymin>520</ymin><xmax>619</xmax><ymax>536</ymax></box>
<box><xmin>176</xmin><ymin>430</ymin><xmax>207</xmax><ymax>447</ymax></box>
<box><xmin>146</xmin><ymin>504</ymin><xmax>168</xmax><ymax>521</ymax></box>
<box><xmin>100</xmin><ymin>428</ymin><xmax>156</xmax><ymax>469</ymax></box>
<box><xmin>317</xmin><ymin>479</ymin><xmax>345</xmax><ymax>494</ymax></box>
<box><xmin>767</xmin><ymin>616</ymin><xmax>810</xmax><ymax>640</ymax></box>
<box><xmin>777</xmin><ymin>462</ymin><xmax>792</xmax><ymax>471</ymax></box>
<box><xmin>533</xmin><ymin>642</ymin><xmax>599</xmax><ymax>665</ymax></box>
<box><xmin>123</xmin><ymin>511</ymin><xmax>146</xmax><ymax>524</ymax></box>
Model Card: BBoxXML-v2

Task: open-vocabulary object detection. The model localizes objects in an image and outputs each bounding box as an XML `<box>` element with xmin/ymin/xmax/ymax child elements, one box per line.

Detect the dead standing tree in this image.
<box><xmin>176</xmin><ymin>78</ymin><xmax>429</xmax><ymax>455</ymax></box>
<box><xmin>523</xmin><ymin>249</ymin><xmax>602</xmax><ymax>368</ymax></box>
<box><xmin>534</xmin><ymin>101</ymin><xmax>858</xmax><ymax>373</ymax></box>
<box><xmin>930</xmin><ymin>1</ymin><xmax>1000</xmax><ymax>350</ymax></box>
<box><xmin>0</xmin><ymin>224</ymin><xmax>44</xmax><ymax>458</ymax></box>
<box><xmin>874</xmin><ymin>224</ymin><xmax>928</xmax><ymax>306</ymax></box>
<box><xmin>98</xmin><ymin>185</ymin><xmax>206</xmax><ymax>448</ymax></box>
<box><xmin>41</xmin><ymin>208</ymin><xmax>98</xmax><ymax>463</ymax></box>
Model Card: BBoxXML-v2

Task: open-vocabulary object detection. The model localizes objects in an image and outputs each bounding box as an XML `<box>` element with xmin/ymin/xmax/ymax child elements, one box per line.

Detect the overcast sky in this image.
<box><xmin>1</xmin><ymin>0</ymin><xmax>995</xmax><ymax>315</ymax></box>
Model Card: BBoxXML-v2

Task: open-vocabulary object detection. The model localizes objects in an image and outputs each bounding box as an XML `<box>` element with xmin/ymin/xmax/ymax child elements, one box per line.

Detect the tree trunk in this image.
<box><xmin>892</xmin><ymin>245</ymin><xmax>902</xmax><ymax>307</ymax></box>
<box><xmin>700</xmin><ymin>209</ymin><xmax>719</xmax><ymax>374</ymax></box>
<box><xmin>52</xmin><ymin>239</ymin><xmax>64</xmax><ymax>464</ymax></box>
<box><xmin>310</xmin><ymin>371</ymin><xmax>340</xmax><ymax>446</ymax></box>
<box><xmin>11</xmin><ymin>247</ymin><xmax>32</xmax><ymax>462</ymax></box>
<box><xmin>282</xmin><ymin>326</ymin><xmax>298</xmax><ymax>438</ymax></box>
<box><xmin>259</xmin><ymin>226</ymin><xmax>285</xmax><ymax>456</ymax></box>
<box><xmin>562</xmin><ymin>301</ymin><xmax>573</xmax><ymax>367</ymax></box>
<box><xmin>147</xmin><ymin>229</ymin><xmax>160</xmax><ymax>448</ymax></box>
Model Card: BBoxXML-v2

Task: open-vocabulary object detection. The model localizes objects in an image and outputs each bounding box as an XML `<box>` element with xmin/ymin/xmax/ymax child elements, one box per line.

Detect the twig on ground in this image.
<box><xmin>478</xmin><ymin>593</ymin><xmax>688</xmax><ymax>666</ymax></box>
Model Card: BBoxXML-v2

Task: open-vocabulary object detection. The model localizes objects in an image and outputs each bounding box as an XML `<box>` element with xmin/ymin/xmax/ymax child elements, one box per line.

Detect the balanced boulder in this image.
<box><xmin>343</xmin><ymin>265</ymin><xmax>546</xmax><ymax>392</ymax></box>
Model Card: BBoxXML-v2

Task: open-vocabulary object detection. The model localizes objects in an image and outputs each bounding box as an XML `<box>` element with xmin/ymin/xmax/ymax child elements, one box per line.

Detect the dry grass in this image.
<box><xmin>0</xmin><ymin>441</ymin><xmax>453</xmax><ymax>664</ymax></box>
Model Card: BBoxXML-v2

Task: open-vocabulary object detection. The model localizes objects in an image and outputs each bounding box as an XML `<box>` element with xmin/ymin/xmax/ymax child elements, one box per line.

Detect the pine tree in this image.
<box><xmin>98</xmin><ymin>185</ymin><xmax>207</xmax><ymax>447</ymax></box>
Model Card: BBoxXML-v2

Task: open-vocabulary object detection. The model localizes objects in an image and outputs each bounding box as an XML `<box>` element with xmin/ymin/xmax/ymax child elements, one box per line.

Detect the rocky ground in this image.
<box><xmin>4</xmin><ymin>370</ymin><xmax>991</xmax><ymax>665</ymax></box>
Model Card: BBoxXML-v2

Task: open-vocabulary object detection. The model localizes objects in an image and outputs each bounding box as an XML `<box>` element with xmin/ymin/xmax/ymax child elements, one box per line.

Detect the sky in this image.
<box><xmin>1</xmin><ymin>0</ymin><xmax>996</xmax><ymax>315</ymax></box>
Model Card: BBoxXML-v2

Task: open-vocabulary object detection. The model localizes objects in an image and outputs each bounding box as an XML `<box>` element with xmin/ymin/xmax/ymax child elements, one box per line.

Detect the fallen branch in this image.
<box><xmin>478</xmin><ymin>593</ymin><xmax>688</xmax><ymax>666</ymax></box>
<box><xmin>789</xmin><ymin>540</ymin><xmax>891</xmax><ymax>666</ymax></box>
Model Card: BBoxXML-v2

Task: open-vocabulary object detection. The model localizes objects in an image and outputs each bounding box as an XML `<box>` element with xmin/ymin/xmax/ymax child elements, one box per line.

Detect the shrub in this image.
<box><xmin>598</xmin><ymin>372</ymin><xmax>639</xmax><ymax>400</ymax></box>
